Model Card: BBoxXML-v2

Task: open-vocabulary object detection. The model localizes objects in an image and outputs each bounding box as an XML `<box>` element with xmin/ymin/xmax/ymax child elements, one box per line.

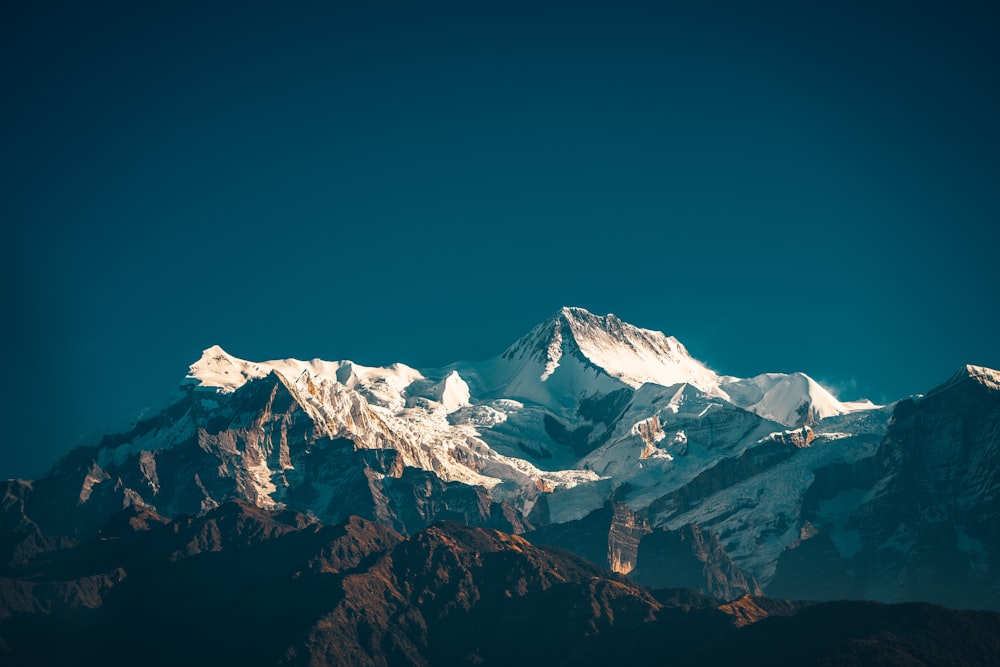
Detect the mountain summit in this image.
<box><xmin>465</xmin><ymin>307</ymin><xmax>876</xmax><ymax>428</ymax></box>
<box><xmin>502</xmin><ymin>307</ymin><xmax>716</xmax><ymax>387</ymax></box>
<box><xmin>474</xmin><ymin>307</ymin><xmax>727</xmax><ymax>411</ymax></box>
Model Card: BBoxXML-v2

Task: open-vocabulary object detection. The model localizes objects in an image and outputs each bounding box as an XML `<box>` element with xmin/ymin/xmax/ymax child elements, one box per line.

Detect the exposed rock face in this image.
<box><xmin>527</xmin><ymin>505</ymin><xmax>758</xmax><ymax>599</ymax></box>
<box><xmin>4</xmin><ymin>371</ymin><xmax>532</xmax><ymax>558</ymax></box>
<box><xmin>525</xmin><ymin>501</ymin><xmax>650</xmax><ymax>576</ymax></box>
<box><xmin>630</xmin><ymin>525</ymin><xmax>762</xmax><ymax>600</ymax></box>
<box><xmin>380</xmin><ymin>467</ymin><xmax>529</xmax><ymax>536</ymax></box>
<box><xmin>855</xmin><ymin>366</ymin><xmax>1000</xmax><ymax>607</ymax></box>
<box><xmin>0</xmin><ymin>481</ymin><xmax>77</xmax><ymax>571</ymax></box>
<box><xmin>769</xmin><ymin>366</ymin><xmax>1000</xmax><ymax>609</ymax></box>
<box><xmin>607</xmin><ymin>502</ymin><xmax>650</xmax><ymax>574</ymax></box>
<box><xmin>765</xmin><ymin>425</ymin><xmax>817</xmax><ymax>448</ymax></box>
<box><xmin>524</xmin><ymin>502</ymin><xmax>620</xmax><ymax>569</ymax></box>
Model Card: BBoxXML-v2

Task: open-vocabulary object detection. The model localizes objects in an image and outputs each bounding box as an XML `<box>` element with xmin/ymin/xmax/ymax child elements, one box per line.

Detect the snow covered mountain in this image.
<box><xmin>4</xmin><ymin>307</ymin><xmax>998</xmax><ymax>610</ymax></box>
<box><xmin>768</xmin><ymin>364</ymin><xmax>1000</xmax><ymax>608</ymax></box>
<box><xmin>464</xmin><ymin>307</ymin><xmax>729</xmax><ymax>409</ymax></box>
<box><xmin>723</xmin><ymin>372</ymin><xmax>879</xmax><ymax>427</ymax></box>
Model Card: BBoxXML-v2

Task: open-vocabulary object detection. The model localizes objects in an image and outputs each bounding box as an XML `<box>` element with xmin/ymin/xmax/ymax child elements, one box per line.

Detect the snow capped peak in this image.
<box><xmin>185</xmin><ymin>346</ymin><xmax>426</xmax><ymax>409</ymax></box>
<box><xmin>495</xmin><ymin>307</ymin><xmax>725</xmax><ymax>401</ymax></box>
<box><xmin>963</xmin><ymin>364</ymin><xmax>1000</xmax><ymax>391</ymax></box>
<box><xmin>428</xmin><ymin>371</ymin><xmax>472</xmax><ymax>413</ymax></box>
<box><xmin>202</xmin><ymin>344</ymin><xmax>228</xmax><ymax>357</ymax></box>
<box><xmin>187</xmin><ymin>345</ymin><xmax>269</xmax><ymax>392</ymax></box>
<box><xmin>555</xmin><ymin>307</ymin><xmax>689</xmax><ymax>356</ymax></box>
<box><xmin>933</xmin><ymin>364</ymin><xmax>1000</xmax><ymax>395</ymax></box>
<box><xmin>722</xmin><ymin>372</ymin><xmax>879</xmax><ymax>427</ymax></box>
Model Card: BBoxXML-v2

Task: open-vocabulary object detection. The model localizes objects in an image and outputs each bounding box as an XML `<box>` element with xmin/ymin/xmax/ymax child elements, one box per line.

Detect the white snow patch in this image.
<box><xmin>724</xmin><ymin>372</ymin><xmax>880</xmax><ymax>427</ymax></box>
<box><xmin>428</xmin><ymin>371</ymin><xmax>471</xmax><ymax>413</ymax></box>
<box><xmin>964</xmin><ymin>364</ymin><xmax>1000</xmax><ymax>391</ymax></box>
<box><xmin>540</xmin><ymin>316</ymin><xmax>563</xmax><ymax>380</ymax></box>
<box><xmin>186</xmin><ymin>345</ymin><xmax>269</xmax><ymax>392</ymax></box>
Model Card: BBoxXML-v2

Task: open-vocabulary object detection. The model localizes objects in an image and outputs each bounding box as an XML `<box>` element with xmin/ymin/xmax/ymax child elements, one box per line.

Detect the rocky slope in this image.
<box><xmin>0</xmin><ymin>501</ymin><xmax>660</xmax><ymax>665</ymax></box>
<box><xmin>525</xmin><ymin>501</ymin><xmax>761</xmax><ymax>600</ymax></box>
<box><xmin>2</xmin><ymin>502</ymin><xmax>998</xmax><ymax>666</ymax></box>
<box><xmin>769</xmin><ymin>365</ymin><xmax>1000</xmax><ymax>608</ymax></box>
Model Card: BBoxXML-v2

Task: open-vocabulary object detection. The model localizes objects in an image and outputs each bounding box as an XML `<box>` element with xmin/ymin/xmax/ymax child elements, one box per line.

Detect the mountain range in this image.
<box><xmin>3</xmin><ymin>306</ymin><xmax>999</xmax><ymax>664</ymax></box>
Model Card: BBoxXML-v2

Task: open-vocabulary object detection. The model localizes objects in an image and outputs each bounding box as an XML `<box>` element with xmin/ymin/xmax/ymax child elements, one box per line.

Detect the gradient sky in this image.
<box><xmin>2</xmin><ymin>1</ymin><xmax>998</xmax><ymax>478</ymax></box>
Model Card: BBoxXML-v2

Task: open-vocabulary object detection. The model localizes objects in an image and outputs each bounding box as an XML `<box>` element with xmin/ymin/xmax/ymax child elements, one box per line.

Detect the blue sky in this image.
<box><xmin>2</xmin><ymin>1</ymin><xmax>998</xmax><ymax>477</ymax></box>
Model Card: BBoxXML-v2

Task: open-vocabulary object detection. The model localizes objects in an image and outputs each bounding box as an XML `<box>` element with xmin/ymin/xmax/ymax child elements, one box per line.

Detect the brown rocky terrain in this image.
<box><xmin>2</xmin><ymin>501</ymin><xmax>999</xmax><ymax>666</ymax></box>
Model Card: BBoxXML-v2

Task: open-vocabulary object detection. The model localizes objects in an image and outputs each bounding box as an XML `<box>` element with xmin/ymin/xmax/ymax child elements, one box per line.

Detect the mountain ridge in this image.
<box><xmin>186</xmin><ymin>306</ymin><xmax>881</xmax><ymax>428</ymax></box>
<box><xmin>5</xmin><ymin>306</ymin><xmax>999</xmax><ymax>614</ymax></box>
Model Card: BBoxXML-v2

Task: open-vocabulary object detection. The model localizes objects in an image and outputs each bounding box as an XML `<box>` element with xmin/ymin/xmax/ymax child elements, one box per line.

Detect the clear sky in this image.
<box><xmin>2</xmin><ymin>1</ymin><xmax>998</xmax><ymax>478</ymax></box>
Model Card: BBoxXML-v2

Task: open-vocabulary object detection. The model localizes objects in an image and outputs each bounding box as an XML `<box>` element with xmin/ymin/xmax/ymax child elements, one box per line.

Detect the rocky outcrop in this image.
<box><xmin>7</xmin><ymin>371</ymin><xmax>534</xmax><ymax>556</ymax></box>
<box><xmin>630</xmin><ymin>524</ymin><xmax>762</xmax><ymax>600</ymax></box>
<box><xmin>526</xmin><ymin>501</ymin><xmax>650</xmax><ymax>575</ymax></box>
<box><xmin>381</xmin><ymin>467</ymin><xmax>530</xmax><ymax>536</ymax></box>
<box><xmin>527</xmin><ymin>505</ymin><xmax>759</xmax><ymax>599</ymax></box>
<box><xmin>607</xmin><ymin>502</ymin><xmax>650</xmax><ymax>574</ymax></box>
<box><xmin>524</xmin><ymin>502</ymin><xmax>618</xmax><ymax>569</ymax></box>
